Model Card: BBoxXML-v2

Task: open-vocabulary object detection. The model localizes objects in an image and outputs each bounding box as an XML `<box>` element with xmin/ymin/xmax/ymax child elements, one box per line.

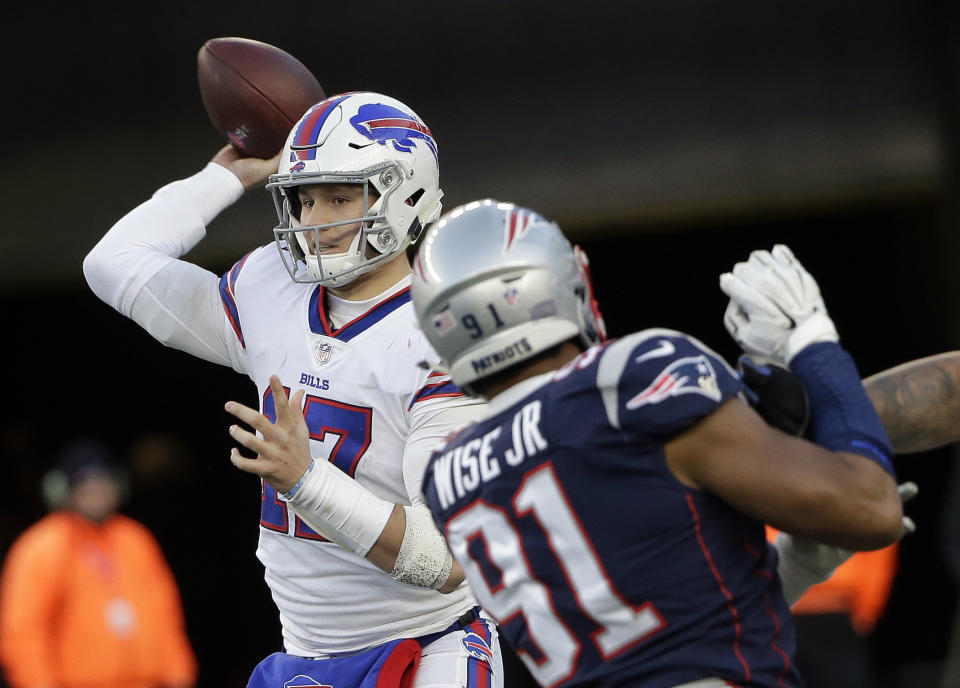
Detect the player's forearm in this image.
<box><xmin>288</xmin><ymin>467</ymin><xmax>461</xmax><ymax>591</ymax></box>
<box><xmin>864</xmin><ymin>351</ymin><xmax>960</xmax><ymax>454</ymax></box>
<box><xmin>366</xmin><ymin>504</ymin><xmax>463</xmax><ymax>592</ymax></box>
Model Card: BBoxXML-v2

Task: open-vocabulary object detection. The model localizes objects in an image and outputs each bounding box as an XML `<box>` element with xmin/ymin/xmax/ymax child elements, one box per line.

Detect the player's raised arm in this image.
<box><xmin>211</xmin><ymin>145</ymin><xmax>282</xmax><ymax>192</ymax></box>
<box><xmin>862</xmin><ymin>351</ymin><xmax>960</xmax><ymax>454</ymax></box>
<box><xmin>666</xmin><ymin>395</ymin><xmax>901</xmax><ymax>550</ymax></box>
<box><xmin>730</xmin><ymin>294</ymin><xmax>960</xmax><ymax>455</ymax></box>
<box><xmin>83</xmin><ymin>34</ymin><xmax>305</xmax><ymax>367</ymax></box>
<box><xmin>81</xmin><ymin>145</ymin><xmax>282</xmax><ymax>370</ymax></box>
<box><xmin>682</xmin><ymin>245</ymin><xmax>902</xmax><ymax>550</ymax></box>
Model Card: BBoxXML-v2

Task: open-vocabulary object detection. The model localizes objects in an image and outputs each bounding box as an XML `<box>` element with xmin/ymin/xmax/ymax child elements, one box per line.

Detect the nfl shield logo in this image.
<box><xmin>314</xmin><ymin>342</ymin><xmax>334</xmax><ymax>367</ymax></box>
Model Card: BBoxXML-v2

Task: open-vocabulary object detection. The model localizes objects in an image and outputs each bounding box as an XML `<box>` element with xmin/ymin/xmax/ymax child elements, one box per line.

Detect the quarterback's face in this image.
<box><xmin>297</xmin><ymin>184</ymin><xmax>378</xmax><ymax>255</ymax></box>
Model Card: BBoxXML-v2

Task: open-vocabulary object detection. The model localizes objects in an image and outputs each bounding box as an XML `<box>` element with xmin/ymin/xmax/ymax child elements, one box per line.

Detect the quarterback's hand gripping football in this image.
<box><xmin>719</xmin><ymin>244</ymin><xmax>839</xmax><ymax>366</ymax></box>
<box><xmin>212</xmin><ymin>144</ymin><xmax>283</xmax><ymax>191</ymax></box>
<box><xmin>225</xmin><ymin>375</ymin><xmax>312</xmax><ymax>494</ymax></box>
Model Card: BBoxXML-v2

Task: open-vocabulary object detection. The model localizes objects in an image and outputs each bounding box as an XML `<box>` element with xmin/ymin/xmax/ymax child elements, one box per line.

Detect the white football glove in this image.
<box><xmin>719</xmin><ymin>244</ymin><xmax>839</xmax><ymax>365</ymax></box>
<box><xmin>775</xmin><ymin>481</ymin><xmax>918</xmax><ymax>606</ymax></box>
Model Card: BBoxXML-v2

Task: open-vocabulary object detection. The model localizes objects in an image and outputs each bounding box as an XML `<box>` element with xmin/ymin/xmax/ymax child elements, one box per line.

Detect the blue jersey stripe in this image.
<box><xmin>407</xmin><ymin>381</ymin><xmax>464</xmax><ymax>410</ymax></box>
<box><xmin>218</xmin><ymin>253</ymin><xmax>253</xmax><ymax>348</ymax></box>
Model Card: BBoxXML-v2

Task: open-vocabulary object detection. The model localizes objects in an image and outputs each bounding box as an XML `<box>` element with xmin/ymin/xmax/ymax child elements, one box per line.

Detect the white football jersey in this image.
<box><xmin>83</xmin><ymin>163</ymin><xmax>481</xmax><ymax>658</ymax></box>
<box><xmin>219</xmin><ymin>245</ymin><xmax>479</xmax><ymax>655</ymax></box>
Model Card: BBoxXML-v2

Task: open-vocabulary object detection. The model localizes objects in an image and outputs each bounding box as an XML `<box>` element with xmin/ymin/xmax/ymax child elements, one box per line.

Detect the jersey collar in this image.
<box><xmin>308</xmin><ymin>278</ymin><xmax>412</xmax><ymax>342</ymax></box>
<box><xmin>483</xmin><ymin>371</ymin><xmax>555</xmax><ymax>418</ymax></box>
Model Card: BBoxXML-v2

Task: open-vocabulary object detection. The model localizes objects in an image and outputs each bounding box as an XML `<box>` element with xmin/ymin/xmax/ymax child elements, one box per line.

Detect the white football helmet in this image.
<box><xmin>267</xmin><ymin>92</ymin><xmax>443</xmax><ymax>286</ymax></box>
<box><xmin>411</xmin><ymin>199</ymin><xmax>606</xmax><ymax>388</ymax></box>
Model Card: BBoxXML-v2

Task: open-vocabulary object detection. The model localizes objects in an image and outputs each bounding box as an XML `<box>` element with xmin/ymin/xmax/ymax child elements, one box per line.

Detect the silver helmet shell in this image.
<box><xmin>267</xmin><ymin>92</ymin><xmax>443</xmax><ymax>286</ymax></box>
<box><xmin>411</xmin><ymin>199</ymin><xmax>606</xmax><ymax>388</ymax></box>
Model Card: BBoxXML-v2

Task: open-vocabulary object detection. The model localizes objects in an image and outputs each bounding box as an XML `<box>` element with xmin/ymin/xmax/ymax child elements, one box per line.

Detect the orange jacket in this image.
<box><xmin>766</xmin><ymin>526</ymin><xmax>898</xmax><ymax>634</ymax></box>
<box><xmin>0</xmin><ymin>511</ymin><xmax>197</xmax><ymax>688</ymax></box>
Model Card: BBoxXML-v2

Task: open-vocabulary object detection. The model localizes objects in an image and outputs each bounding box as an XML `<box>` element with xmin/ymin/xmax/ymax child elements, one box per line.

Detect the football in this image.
<box><xmin>197</xmin><ymin>37</ymin><xmax>326</xmax><ymax>158</ymax></box>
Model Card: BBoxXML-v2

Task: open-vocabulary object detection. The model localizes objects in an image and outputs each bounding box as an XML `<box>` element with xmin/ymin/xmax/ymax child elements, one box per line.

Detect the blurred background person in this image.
<box><xmin>0</xmin><ymin>438</ymin><xmax>197</xmax><ymax>688</ymax></box>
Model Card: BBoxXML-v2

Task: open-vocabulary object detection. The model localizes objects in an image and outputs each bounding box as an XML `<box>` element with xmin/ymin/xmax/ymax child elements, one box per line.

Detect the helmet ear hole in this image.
<box><xmin>405</xmin><ymin>188</ymin><xmax>425</xmax><ymax>208</ymax></box>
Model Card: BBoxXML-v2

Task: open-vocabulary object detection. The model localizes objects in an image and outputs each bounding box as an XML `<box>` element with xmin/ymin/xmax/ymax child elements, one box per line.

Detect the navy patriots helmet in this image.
<box><xmin>267</xmin><ymin>92</ymin><xmax>443</xmax><ymax>286</ymax></box>
<box><xmin>411</xmin><ymin>199</ymin><xmax>606</xmax><ymax>389</ymax></box>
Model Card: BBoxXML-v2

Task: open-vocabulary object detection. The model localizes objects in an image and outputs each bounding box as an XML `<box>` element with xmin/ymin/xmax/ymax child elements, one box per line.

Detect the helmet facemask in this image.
<box><xmin>269</xmin><ymin>162</ymin><xmax>414</xmax><ymax>286</ymax></box>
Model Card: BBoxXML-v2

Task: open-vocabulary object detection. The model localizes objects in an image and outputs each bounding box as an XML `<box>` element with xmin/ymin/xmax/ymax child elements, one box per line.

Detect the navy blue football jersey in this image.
<box><xmin>423</xmin><ymin>329</ymin><xmax>803</xmax><ymax>688</ymax></box>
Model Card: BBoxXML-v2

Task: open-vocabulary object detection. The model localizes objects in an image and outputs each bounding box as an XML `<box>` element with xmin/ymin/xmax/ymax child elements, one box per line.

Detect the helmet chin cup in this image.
<box><xmin>298</xmin><ymin>227</ymin><xmax>365</xmax><ymax>286</ymax></box>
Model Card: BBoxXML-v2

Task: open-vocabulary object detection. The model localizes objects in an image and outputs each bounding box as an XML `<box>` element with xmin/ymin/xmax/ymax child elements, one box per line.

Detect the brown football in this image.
<box><xmin>197</xmin><ymin>37</ymin><xmax>325</xmax><ymax>158</ymax></box>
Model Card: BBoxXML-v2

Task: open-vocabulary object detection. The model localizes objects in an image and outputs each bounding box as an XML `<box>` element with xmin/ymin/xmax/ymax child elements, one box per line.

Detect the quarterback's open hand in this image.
<box><xmin>225</xmin><ymin>375</ymin><xmax>311</xmax><ymax>494</ymax></box>
<box><xmin>719</xmin><ymin>244</ymin><xmax>839</xmax><ymax>365</ymax></box>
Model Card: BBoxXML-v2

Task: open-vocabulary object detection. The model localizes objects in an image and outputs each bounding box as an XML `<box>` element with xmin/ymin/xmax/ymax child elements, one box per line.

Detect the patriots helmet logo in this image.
<box><xmin>503</xmin><ymin>206</ymin><xmax>544</xmax><ymax>252</ymax></box>
<box><xmin>350</xmin><ymin>103</ymin><xmax>438</xmax><ymax>161</ymax></box>
<box><xmin>626</xmin><ymin>355</ymin><xmax>722</xmax><ymax>409</ymax></box>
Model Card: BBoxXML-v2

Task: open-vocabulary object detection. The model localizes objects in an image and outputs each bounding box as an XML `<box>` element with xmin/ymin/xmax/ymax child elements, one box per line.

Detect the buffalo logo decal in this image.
<box><xmin>350</xmin><ymin>103</ymin><xmax>438</xmax><ymax>161</ymax></box>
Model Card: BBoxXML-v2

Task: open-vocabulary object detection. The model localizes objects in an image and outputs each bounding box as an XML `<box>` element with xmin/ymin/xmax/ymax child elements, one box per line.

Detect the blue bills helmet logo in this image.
<box><xmin>350</xmin><ymin>103</ymin><xmax>438</xmax><ymax>161</ymax></box>
<box><xmin>461</xmin><ymin>630</ymin><xmax>494</xmax><ymax>663</ymax></box>
<box><xmin>626</xmin><ymin>355</ymin><xmax>722</xmax><ymax>409</ymax></box>
<box><xmin>284</xmin><ymin>675</ymin><xmax>332</xmax><ymax>688</ymax></box>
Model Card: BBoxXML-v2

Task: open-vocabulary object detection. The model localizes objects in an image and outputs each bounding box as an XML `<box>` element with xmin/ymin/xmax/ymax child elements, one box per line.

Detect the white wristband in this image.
<box><xmin>286</xmin><ymin>458</ymin><xmax>394</xmax><ymax>556</ymax></box>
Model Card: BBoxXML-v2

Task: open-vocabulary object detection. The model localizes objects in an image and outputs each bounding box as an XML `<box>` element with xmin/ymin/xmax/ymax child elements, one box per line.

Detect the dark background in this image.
<box><xmin>3</xmin><ymin>1</ymin><xmax>960</xmax><ymax>686</ymax></box>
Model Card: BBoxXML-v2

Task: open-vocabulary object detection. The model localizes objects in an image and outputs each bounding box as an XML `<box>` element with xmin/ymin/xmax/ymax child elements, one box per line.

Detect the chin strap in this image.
<box><xmin>416</xmin><ymin>189</ymin><xmax>444</xmax><ymax>228</ymax></box>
